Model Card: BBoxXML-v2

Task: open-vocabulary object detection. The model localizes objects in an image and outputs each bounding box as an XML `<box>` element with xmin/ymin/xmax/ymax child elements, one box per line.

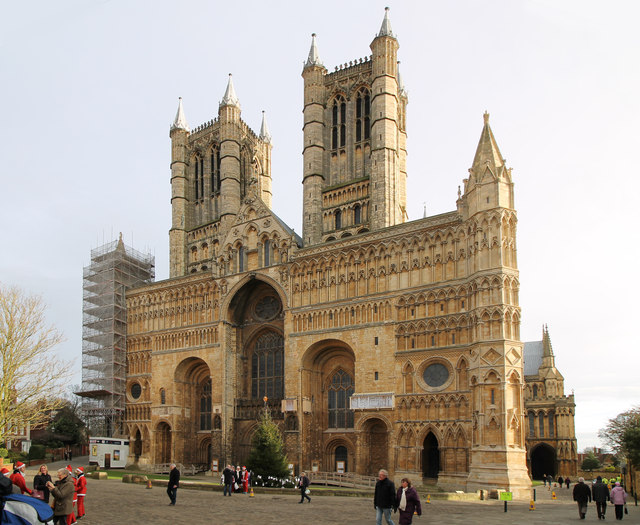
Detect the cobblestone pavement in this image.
<box><xmin>22</xmin><ymin>461</ymin><xmax>640</xmax><ymax>524</ymax></box>
<box><xmin>64</xmin><ymin>479</ymin><xmax>640</xmax><ymax>525</ymax></box>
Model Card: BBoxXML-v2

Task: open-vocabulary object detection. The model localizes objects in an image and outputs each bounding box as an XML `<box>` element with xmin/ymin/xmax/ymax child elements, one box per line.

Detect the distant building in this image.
<box><xmin>78</xmin><ymin>234</ymin><xmax>154</xmax><ymax>437</ymax></box>
<box><xmin>524</xmin><ymin>326</ymin><xmax>578</xmax><ymax>478</ymax></box>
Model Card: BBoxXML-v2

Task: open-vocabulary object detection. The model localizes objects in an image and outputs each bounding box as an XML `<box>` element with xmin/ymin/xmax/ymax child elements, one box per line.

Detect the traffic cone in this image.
<box><xmin>426</xmin><ymin>494</ymin><xmax>431</xmax><ymax>504</ymax></box>
<box><xmin>552</xmin><ymin>491</ymin><xmax>556</xmax><ymax>500</ymax></box>
<box><xmin>249</xmin><ymin>487</ymin><xmax>255</xmax><ymax>498</ymax></box>
<box><xmin>529</xmin><ymin>499</ymin><xmax>535</xmax><ymax>511</ymax></box>
<box><xmin>146</xmin><ymin>479</ymin><xmax>152</xmax><ymax>489</ymax></box>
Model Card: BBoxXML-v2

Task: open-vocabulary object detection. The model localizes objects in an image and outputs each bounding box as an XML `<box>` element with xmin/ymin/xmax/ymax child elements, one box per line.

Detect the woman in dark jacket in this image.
<box><xmin>396</xmin><ymin>477</ymin><xmax>422</xmax><ymax>525</ymax></box>
<box><xmin>33</xmin><ymin>464</ymin><xmax>52</xmax><ymax>503</ymax></box>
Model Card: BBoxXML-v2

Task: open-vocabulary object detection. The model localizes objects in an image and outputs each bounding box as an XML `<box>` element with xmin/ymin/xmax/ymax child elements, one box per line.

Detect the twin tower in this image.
<box><xmin>168</xmin><ymin>8</ymin><xmax>408</xmax><ymax>277</ymax></box>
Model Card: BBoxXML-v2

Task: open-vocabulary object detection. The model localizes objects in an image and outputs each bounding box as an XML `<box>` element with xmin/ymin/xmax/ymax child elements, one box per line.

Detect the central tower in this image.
<box><xmin>301</xmin><ymin>8</ymin><xmax>408</xmax><ymax>246</ymax></box>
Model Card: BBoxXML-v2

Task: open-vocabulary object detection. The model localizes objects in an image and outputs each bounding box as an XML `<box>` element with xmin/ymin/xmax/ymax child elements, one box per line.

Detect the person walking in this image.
<box><xmin>592</xmin><ymin>475</ymin><xmax>610</xmax><ymax>520</ymax></box>
<box><xmin>610</xmin><ymin>481</ymin><xmax>627</xmax><ymax>520</ymax></box>
<box><xmin>240</xmin><ymin>466</ymin><xmax>250</xmax><ymax>493</ymax></box>
<box><xmin>543</xmin><ymin>473</ymin><xmax>547</xmax><ymax>487</ymax></box>
<box><xmin>565</xmin><ymin>476</ymin><xmax>571</xmax><ymax>489</ymax></box>
<box><xmin>167</xmin><ymin>463</ymin><xmax>180</xmax><ymax>506</ymax></box>
<box><xmin>33</xmin><ymin>464</ymin><xmax>52</xmax><ymax>503</ymax></box>
<box><xmin>558</xmin><ymin>475</ymin><xmax>564</xmax><ymax>487</ymax></box>
<box><xmin>395</xmin><ymin>477</ymin><xmax>421</xmax><ymax>525</ymax></box>
<box><xmin>46</xmin><ymin>467</ymin><xmax>75</xmax><ymax>525</ymax></box>
<box><xmin>222</xmin><ymin>464</ymin><xmax>234</xmax><ymax>496</ymax></box>
<box><xmin>374</xmin><ymin>469</ymin><xmax>396</xmax><ymax>525</ymax></box>
<box><xmin>573</xmin><ymin>477</ymin><xmax>592</xmax><ymax>520</ymax></box>
<box><xmin>298</xmin><ymin>471</ymin><xmax>311</xmax><ymax>503</ymax></box>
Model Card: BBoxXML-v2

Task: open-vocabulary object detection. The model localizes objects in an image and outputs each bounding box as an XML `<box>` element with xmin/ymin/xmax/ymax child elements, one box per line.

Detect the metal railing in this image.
<box><xmin>308</xmin><ymin>471</ymin><xmax>377</xmax><ymax>489</ymax></box>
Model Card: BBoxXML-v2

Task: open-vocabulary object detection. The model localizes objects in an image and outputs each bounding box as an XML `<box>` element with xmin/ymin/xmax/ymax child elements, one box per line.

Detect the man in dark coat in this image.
<box><xmin>298</xmin><ymin>471</ymin><xmax>311</xmax><ymax>503</ymax></box>
<box><xmin>374</xmin><ymin>469</ymin><xmax>396</xmax><ymax>525</ymax></box>
<box><xmin>592</xmin><ymin>475</ymin><xmax>610</xmax><ymax>520</ymax></box>
<box><xmin>573</xmin><ymin>476</ymin><xmax>592</xmax><ymax>520</ymax></box>
<box><xmin>167</xmin><ymin>463</ymin><xmax>180</xmax><ymax>506</ymax></box>
<box><xmin>222</xmin><ymin>465</ymin><xmax>234</xmax><ymax>496</ymax></box>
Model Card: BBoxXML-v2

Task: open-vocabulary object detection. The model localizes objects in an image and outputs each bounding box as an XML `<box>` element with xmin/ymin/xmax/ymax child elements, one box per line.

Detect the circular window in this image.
<box><xmin>131</xmin><ymin>383</ymin><xmax>142</xmax><ymax>400</ymax></box>
<box><xmin>254</xmin><ymin>295</ymin><xmax>280</xmax><ymax>320</ymax></box>
<box><xmin>423</xmin><ymin>363</ymin><xmax>450</xmax><ymax>388</ymax></box>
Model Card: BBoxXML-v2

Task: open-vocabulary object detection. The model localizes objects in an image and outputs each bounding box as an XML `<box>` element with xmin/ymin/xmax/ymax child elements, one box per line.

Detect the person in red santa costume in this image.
<box><xmin>241</xmin><ymin>466</ymin><xmax>250</xmax><ymax>493</ymax></box>
<box><xmin>9</xmin><ymin>461</ymin><xmax>33</xmax><ymax>495</ymax></box>
<box><xmin>75</xmin><ymin>467</ymin><xmax>87</xmax><ymax>519</ymax></box>
<box><xmin>65</xmin><ymin>465</ymin><xmax>77</xmax><ymax>524</ymax></box>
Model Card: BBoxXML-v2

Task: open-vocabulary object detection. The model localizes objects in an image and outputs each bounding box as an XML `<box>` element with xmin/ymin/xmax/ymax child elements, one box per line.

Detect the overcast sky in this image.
<box><xmin>1</xmin><ymin>0</ymin><xmax>638</xmax><ymax>452</ymax></box>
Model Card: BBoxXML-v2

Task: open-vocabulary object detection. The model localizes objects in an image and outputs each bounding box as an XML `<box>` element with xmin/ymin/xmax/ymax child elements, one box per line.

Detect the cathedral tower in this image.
<box><xmin>301</xmin><ymin>8</ymin><xmax>407</xmax><ymax>246</ymax></box>
<box><xmin>168</xmin><ymin>78</ymin><xmax>273</xmax><ymax>277</ymax></box>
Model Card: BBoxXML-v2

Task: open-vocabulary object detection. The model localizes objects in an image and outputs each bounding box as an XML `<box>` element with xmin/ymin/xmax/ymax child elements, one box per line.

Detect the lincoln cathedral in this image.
<box><xmin>122</xmin><ymin>9</ymin><xmax>577</xmax><ymax>495</ymax></box>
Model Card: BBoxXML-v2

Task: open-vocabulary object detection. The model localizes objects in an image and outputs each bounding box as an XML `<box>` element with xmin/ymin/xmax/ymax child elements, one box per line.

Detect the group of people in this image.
<box><xmin>0</xmin><ymin>461</ymin><xmax>87</xmax><ymax>524</ymax></box>
<box><xmin>374</xmin><ymin>469</ymin><xmax>422</xmax><ymax>525</ymax></box>
<box><xmin>220</xmin><ymin>465</ymin><xmax>251</xmax><ymax>497</ymax></box>
<box><xmin>573</xmin><ymin>476</ymin><xmax>628</xmax><ymax>520</ymax></box>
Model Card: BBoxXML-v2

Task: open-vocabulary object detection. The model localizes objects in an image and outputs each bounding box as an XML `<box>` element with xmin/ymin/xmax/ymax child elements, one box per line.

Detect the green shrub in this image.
<box><xmin>28</xmin><ymin>444</ymin><xmax>46</xmax><ymax>460</ymax></box>
<box><xmin>7</xmin><ymin>450</ymin><xmax>27</xmax><ymax>462</ymax></box>
<box><xmin>0</xmin><ymin>448</ymin><xmax>8</xmax><ymax>458</ymax></box>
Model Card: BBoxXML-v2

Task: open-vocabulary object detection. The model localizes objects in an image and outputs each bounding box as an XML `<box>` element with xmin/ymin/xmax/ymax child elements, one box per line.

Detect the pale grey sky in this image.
<box><xmin>1</xmin><ymin>0</ymin><xmax>638</xmax><ymax>451</ymax></box>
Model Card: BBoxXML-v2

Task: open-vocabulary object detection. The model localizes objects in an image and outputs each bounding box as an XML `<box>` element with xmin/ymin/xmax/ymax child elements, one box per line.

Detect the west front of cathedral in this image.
<box><xmin>123</xmin><ymin>10</ymin><xmax>577</xmax><ymax>496</ymax></box>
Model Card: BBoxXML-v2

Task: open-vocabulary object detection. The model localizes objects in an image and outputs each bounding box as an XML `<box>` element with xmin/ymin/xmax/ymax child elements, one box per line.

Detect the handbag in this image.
<box><xmin>305</xmin><ymin>488</ymin><xmax>310</xmax><ymax>495</ymax></box>
<box><xmin>624</xmin><ymin>504</ymin><xmax>628</xmax><ymax>515</ymax></box>
<box><xmin>32</xmin><ymin>489</ymin><xmax>44</xmax><ymax>500</ymax></box>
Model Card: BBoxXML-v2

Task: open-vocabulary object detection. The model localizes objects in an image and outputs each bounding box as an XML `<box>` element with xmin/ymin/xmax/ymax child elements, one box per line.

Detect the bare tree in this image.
<box><xmin>0</xmin><ymin>284</ymin><xmax>71</xmax><ymax>445</ymax></box>
<box><xmin>598</xmin><ymin>407</ymin><xmax>640</xmax><ymax>456</ymax></box>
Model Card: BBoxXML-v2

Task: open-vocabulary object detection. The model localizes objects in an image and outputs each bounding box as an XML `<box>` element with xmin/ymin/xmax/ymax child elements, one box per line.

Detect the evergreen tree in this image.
<box><xmin>246</xmin><ymin>406</ymin><xmax>289</xmax><ymax>481</ymax></box>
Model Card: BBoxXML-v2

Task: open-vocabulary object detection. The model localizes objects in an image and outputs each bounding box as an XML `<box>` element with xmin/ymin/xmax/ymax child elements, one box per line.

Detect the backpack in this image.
<box><xmin>0</xmin><ymin>476</ymin><xmax>54</xmax><ymax>525</ymax></box>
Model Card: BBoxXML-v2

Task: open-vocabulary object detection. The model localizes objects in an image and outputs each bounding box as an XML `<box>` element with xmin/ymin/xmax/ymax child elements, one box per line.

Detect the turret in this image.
<box><xmin>218</xmin><ymin>74</ymin><xmax>242</xmax><ymax>232</ymax></box>
<box><xmin>460</xmin><ymin>112</ymin><xmax>514</xmax><ymax>218</ymax></box>
<box><xmin>369</xmin><ymin>8</ymin><xmax>405</xmax><ymax>229</ymax></box>
<box><xmin>169</xmin><ymin>97</ymin><xmax>190</xmax><ymax>277</ymax></box>
<box><xmin>302</xmin><ymin>33</ymin><xmax>327</xmax><ymax>245</ymax></box>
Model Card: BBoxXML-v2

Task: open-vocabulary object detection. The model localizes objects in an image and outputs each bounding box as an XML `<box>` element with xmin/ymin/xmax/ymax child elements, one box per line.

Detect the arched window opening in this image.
<box><xmin>210</xmin><ymin>147</ymin><xmax>220</xmax><ymax>194</ymax></box>
<box><xmin>538</xmin><ymin>412</ymin><xmax>545</xmax><ymax>438</ymax></box>
<box><xmin>528</xmin><ymin>412</ymin><xmax>535</xmax><ymax>437</ymax></box>
<box><xmin>238</xmin><ymin>246</ymin><xmax>245</xmax><ymax>272</ymax></box>
<box><xmin>264</xmin><ymin>239</ymin><xmax>271</xmax><ymax>267</ymax></box>
<box><xmin>335</xmin><ymin>210</ymin><xmax>342</xmax><ymax>230</ymax></box>
<box><xmin>354</xmin><ymin>205</ymin><xmax>361</xmax><ymax>225</ymax></box>
<box><xmin>160</xmin><ymin>389</ymin><xmax>166</xmax><ymax>405</ymax></box>
<box><xmin>213</xmin><ymin>414</ymin><xmax>221</xmax><ymax>430</ymax></box>
<box><xmin>251</xmin><ymin>332</ymin><xmax>284</xmax><ymax>399</ymax></box>
<box><xmin>532</xmin><ymin>384</ymin><xmax>538</xmax><ymax>399</ymax></box>
<box><xmin>548</xmin><ymin>413</ymin><xmax>555</xmax><ymax>438</ymax></box>
<box><xmin>200</xmin><ymin>378</ymin><xmax>212</xmax><ymax>431</ymax></box>
<box><xmin>328</xmin><ymin>369</ymin><xmax>354</xmax><ymax>429</ymax></box>
<box><xmin>331</xmin><ymin>95</ymin><xmax>346</xmax><ymax>150</ymax></box>
<box><xmin>355</xmin><ymin>88</ymin><xmax>370</xmax><ymax>143</ymax></box>
<box><xmin>195</xmin><ymin>156</ymin><xmax>204</xmax><ymax>200</ymax></box>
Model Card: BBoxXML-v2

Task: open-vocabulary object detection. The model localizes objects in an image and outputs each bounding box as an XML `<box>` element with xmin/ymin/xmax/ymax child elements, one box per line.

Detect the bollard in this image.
<box><xmin>552</xmin><ymin>491</ymin><xmax>556</xmax><ymax>500</ymax></box>
<box><xmin>146</xmin><ymin>479</ymin><xmax>152</xmax><ymax>489</ymax></box>
<box><xmin>533</xmin><ymin>488</ymin><xmax>536</xmax><ymax>502</ymax></box>
<box><xmin>529</xmin><ymin>499</ymin><xmax>535</xmax><ymax>511</ymax></box>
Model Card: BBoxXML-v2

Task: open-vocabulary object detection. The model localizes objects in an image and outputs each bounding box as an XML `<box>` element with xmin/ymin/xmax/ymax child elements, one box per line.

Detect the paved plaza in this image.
<box><xmin>59</xmin><ymin>478</ymin><xmax>640</xmax><ymax>525</ymax></box>
<box><xmin>19</xmin><ymin>460</ymin><xmax>640</xmax><ymax>524</ymax></box>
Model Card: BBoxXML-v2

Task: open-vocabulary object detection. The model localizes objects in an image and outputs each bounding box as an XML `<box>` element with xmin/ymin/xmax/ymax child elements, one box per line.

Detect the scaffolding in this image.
<box><xmin>77</xmin><ymin>235</ymin><xmax>154</xmax><ymax>437</ymax></box>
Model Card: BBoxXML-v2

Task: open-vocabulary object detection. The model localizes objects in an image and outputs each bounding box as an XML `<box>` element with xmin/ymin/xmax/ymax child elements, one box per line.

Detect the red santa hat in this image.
<box><xmin>242</xmin><ymin>466</ymin><xmax>246</xmax><ymax>469</ymax></box>
<box><xmin>75</xmin><ymin>467</ymin><xmax>84</xmax><ymax>474</ymax></box>
<box><xmin>15</xmin><ymin>461</ymin><xmax>25</xmax><ymax>469</ymax></box>
<box><xmin>66</xmin><ymin>465</ymin><xmax>73</xmax><ymax>472</ymax></box>
<box><xmin>0</xmin><ymin>468</ymin><xmax>9</xmax><ymax>475</ymax></box>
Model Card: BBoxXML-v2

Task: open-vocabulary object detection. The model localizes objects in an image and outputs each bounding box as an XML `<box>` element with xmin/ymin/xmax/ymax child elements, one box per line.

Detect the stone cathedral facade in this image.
<box><xmin>123</xmin><ymin>10</ymin><xmax>576</xmax><ymax>495</ymax></box>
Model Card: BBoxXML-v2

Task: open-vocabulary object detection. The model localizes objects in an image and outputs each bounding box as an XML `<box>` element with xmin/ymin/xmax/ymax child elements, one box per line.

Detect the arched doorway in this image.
<box><xmin>422</xmin><ymin>432</ymin><xmax>440</xmax><ymax>479</ymax></box>
<box><xmin>530</xmin><ymin>443</ymin><xmax>556</xmax><ymax>480</ymax></box>
<box><xmin>335</xmin><ymin>445</ymin><xmax>348</xmax><ymax>472</ymax></box>
<box><xmin>363</xmin><ymin>418</ymin><xmax>388</xmax><ymax>476</ymax></box>
<box><xmin>156</xmin><ymin>422</ymin><xmax>171</xmax><ymax>464</ymax></box>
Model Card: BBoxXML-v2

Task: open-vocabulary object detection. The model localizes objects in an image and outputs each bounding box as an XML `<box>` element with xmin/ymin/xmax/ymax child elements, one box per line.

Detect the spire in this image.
<box><xmin>220</xmin><ymin>74</ymin><xmax>240</xmax><ymax>108</ymax></box>
<box><xmin>116</xmin><ymin>232</ymin><xmax>125</xmax><ymax>252</ymax></box>
<box><xmin>471</xmin><ymin>111</ymin><xmax>505</xmax><ymax>175</ymax></box>
<box><xmin>542</xmin><ymin>324</ymin><xmax>554</xmax><ymax>357</ymax></box>
<box><xmin>260</xmin><ymin>111</ymin><xmax>272</xmax><ymax>144</ymax></box>
<box><xmin>378</xmin><ymin>7</ymin><xmax>394</xmax><ymax>38</ymax></box>
<box><xmin>171</xmin><ymin>97</ymin><xmax>189</xmax><ymax>132</ymax></box>
<box><xmin>305</xmin><ymin>33</ymin><xmax>323</xmax><ymax>68</ymax></box>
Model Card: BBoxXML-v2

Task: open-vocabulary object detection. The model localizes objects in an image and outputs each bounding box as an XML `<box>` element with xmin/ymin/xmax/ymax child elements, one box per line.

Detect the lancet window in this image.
<box><xmin>328</xmin><ymin>370</ymin><xmax>354</xmax><ymax>428</ymax></box>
